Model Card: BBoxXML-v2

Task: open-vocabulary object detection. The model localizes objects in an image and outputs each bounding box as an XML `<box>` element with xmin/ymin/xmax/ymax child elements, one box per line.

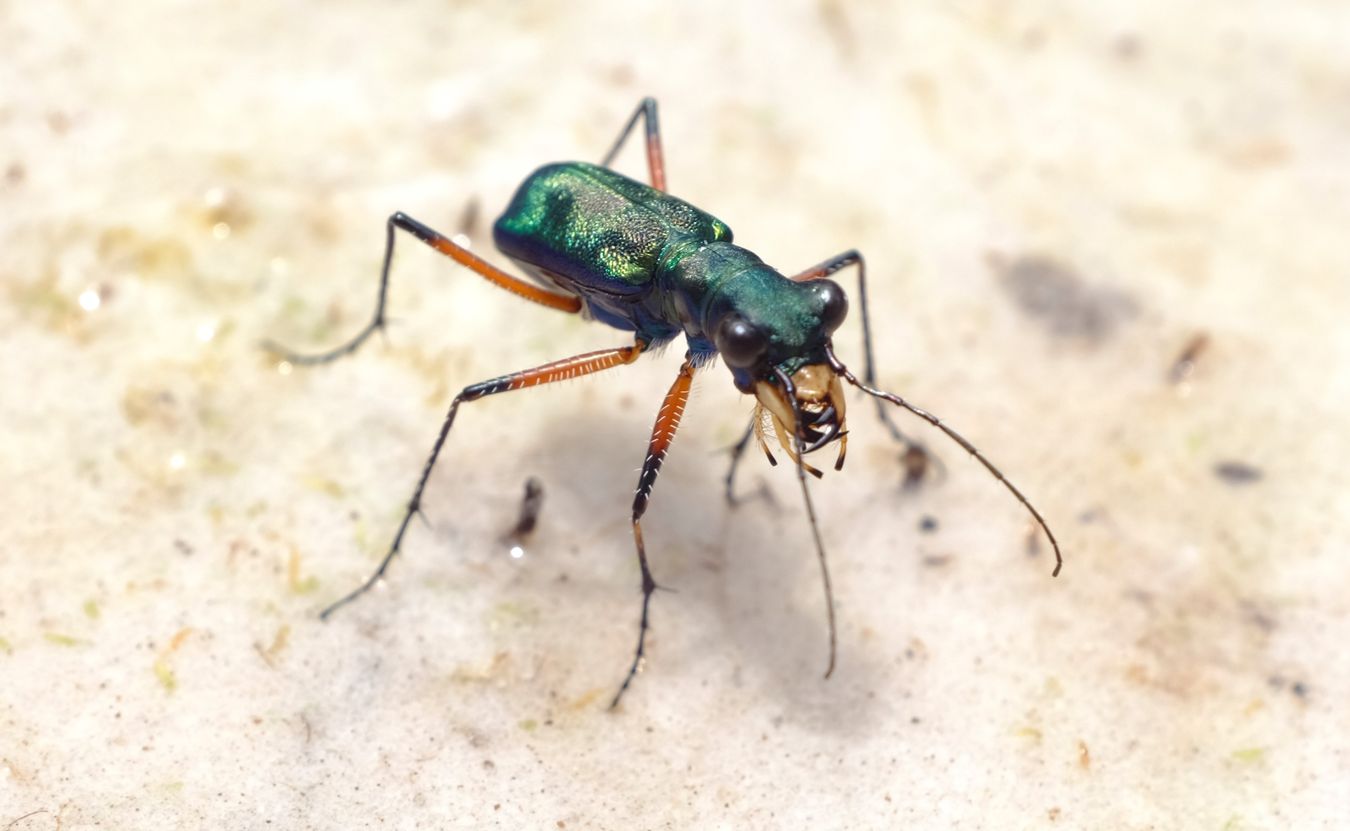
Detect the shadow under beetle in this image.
<box><xmin>269</xmin><ymin>98</ymin><xmax>1062</xmax><ymax>708</ymax></box>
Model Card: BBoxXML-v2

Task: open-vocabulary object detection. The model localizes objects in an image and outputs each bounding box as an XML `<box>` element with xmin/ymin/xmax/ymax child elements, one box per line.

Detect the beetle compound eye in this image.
<box><xmin>715</xmin><ymin>315</ymin><xmax>768</xmax><ymax>368</ymax></box>
<box><xmin>813</xmin><ymin>279</ymin><xmax>848</xmax><ymax>334</ymax></box>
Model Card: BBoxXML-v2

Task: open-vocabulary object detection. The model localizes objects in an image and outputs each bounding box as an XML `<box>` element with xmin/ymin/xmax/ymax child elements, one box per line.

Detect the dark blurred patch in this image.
<box><xmin>457</xmin><ymin>196</ymin><xmax>481</xmax><ymax>239</ymax></box>
<box><xmin>1024</xmin><ymin>522</ymin><xmax>1042</xmax><ymax>558</ymax></box>
<box><xmin>817</xmin><ymin>0</ymin><xmax>856</xmax><ymax>57</ymax></box>
<box><xmin>990</xmin><ymin>252</ymin><xmax>1138</xmax><ymax>344</ymax></box>
<box><xmin>1113</xmin><ymin>33</ymin><xmax>1143</xmax><ymax>62</ymax></box>
<box><xmin>1214</xmin><ymin>460</ymin><xmax>1263</xmax><ymax>485</ymax></box>
<box><xmin>1169</xmin><ymin>332</ymin><xmax>1210</xmax><ymax>384</ymax></box>
<box><xmin>918</xmin><ymin>515</ymin><xmax>938</xmax><ymax>533</ymax></box>
<box><xmin>1268</xmin><ymin>675</ymin><xmax>1310</xmax><ymax>700</ymax></box>
<box><xmin>1241</xmin><ymin>599</ymin><xmax>1276</xmax><ymax>632</ymax></box>
<box><xmin>503</xmin><ymin>476</ymin><xmax>546</xmax><ymax>544</ymax></box>
<box><xmin>47</xmin><ymin>110</ymin><xmax>73</xmax><ymax>134</ymax></box>
<box><xmin>900</xmin><ymin>444</ymin><xmax>934</xmax><ymax>489</ymax></box>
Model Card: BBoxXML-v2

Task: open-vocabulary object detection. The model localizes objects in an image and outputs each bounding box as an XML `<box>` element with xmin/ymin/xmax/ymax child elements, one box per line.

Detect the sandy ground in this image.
<box><xmin>3</xmin><ymin>2</ymin><xmax>1348</xmax><ymax>828</ymax></box>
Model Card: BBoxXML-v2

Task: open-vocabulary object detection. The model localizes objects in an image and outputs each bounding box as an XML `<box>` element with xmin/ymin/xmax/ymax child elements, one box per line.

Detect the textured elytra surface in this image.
<box><xmin>495</xmin><ymin>161</ymin><xmax>732</xmax><ymax>292</ymax></box>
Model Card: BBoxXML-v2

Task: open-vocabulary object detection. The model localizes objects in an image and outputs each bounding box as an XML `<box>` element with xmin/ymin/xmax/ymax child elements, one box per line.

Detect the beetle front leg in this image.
<box><xmin>611</xmin><ymin>353</ymin><xmax>696</xmax><ymax>708</ymax></box>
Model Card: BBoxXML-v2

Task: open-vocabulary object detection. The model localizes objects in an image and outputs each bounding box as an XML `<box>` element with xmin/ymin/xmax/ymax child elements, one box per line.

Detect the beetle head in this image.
<box><xmin>712</xmin><ymin>277</ymin><xmax>850</xmax><ymax>463</ymax></box>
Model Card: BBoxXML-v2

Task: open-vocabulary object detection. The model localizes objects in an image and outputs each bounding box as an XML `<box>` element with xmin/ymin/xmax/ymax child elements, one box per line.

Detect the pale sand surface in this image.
<box><xmin>2</xmin><ymin>2</ymin><xmax>1348</xmax><ymax>828</ymax></box>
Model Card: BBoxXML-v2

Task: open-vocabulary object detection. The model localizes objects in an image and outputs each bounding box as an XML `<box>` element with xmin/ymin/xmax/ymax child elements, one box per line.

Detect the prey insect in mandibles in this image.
<box><xmin>268</xmin><ymin>99</ymin><xmax>1063</xmax><ymax>708</ymax></box>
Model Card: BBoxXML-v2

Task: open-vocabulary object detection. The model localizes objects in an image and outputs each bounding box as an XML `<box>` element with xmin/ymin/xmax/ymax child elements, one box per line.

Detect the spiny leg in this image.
<box><xmin>319</xmin><ymin>341</ymin><xmax>646</xmax><ymax>620</ymax></box>
<box><xmin>787</xmin><ymin>249</ymin><xmax>941</xmax><ymax>486</ymax></box>
<box><xmin>599</xmin><ymin>97</ymin><xmax>667</xmax><ymax>191</ymax></box>
<box><xmin>265</xmin><ymin>212</ymin><xmax>582</xmax><ymax>365</ymax></box>
<box><xmin>611</xmin><ymin>353</ymin><xmax>696</xmax><ymax>708</ymax></box>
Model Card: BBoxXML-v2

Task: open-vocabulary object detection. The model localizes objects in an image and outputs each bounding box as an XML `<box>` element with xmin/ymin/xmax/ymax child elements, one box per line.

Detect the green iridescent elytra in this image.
<box><xmin>494</xmin><ymin>161</ymin><xmax>843</xmax><ymax>380</ymax></box>
<box><xmin>494</xmin><ymin>162</ymin><xmax>732</xmax><ymax>288</ymax></box>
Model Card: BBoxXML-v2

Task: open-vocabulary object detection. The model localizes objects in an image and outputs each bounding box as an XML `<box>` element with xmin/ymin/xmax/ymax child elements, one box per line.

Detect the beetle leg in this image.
<box><xmin>599</xmin><ymin>97</ymin><xmax>667</xmax><ymax>192</ymax></box>
<box><xmin>265</xmin><ymin>212</ymin><xmax>582</xmax><ymax>366</ymax></box>
<box><xmin>722</xmin><ymin>417</ymin><xmax>757</xmax><ymax>506</ymax></box>
<box><xmin>318</xmin><ymin>340</ymin><xmax>645</xmax><ymax>620</ymax></box>
<box><xmin>611</xmin><ymin>353</ymin><xmax>695</xmax><ymax>708</ymax></box>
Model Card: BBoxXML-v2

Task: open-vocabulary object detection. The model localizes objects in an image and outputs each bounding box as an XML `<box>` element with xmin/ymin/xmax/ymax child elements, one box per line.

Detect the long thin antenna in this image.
<box><xmin>825</xmin><ymin>345</ymin><xmax>1063</xmax><ymax>577</ymax></box>
<box><xmin>774</xmin><ymin>368</ymin><xmax>838</xmax><ymax>678</ymax></box>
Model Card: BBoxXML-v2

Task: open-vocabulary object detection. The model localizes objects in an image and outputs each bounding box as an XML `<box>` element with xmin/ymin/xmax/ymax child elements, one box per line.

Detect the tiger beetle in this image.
<box><xmin>268</xmin><ymin>98</ymin><xmax>1062</xmax><ymax>708</ymax></box>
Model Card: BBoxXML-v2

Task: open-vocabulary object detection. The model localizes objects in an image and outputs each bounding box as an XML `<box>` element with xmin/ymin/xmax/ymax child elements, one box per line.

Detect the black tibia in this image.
<box><xmin>611</xmin><ymin>353</ymin><xmax>695</xmax><ymax>708</ymax></box>
<box><xmin>723</xmin><ymin>417</ymin><xmax>757</xmax><ymax>506</ymax></box>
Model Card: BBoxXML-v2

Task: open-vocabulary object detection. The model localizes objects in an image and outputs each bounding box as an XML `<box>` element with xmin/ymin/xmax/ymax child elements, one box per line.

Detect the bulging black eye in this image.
<box><xmin>813</xmin><ymin>279</ymin><xmax>848</xmax><ymax>334</ymax></box>
<box><xmin>714</xmin><ymin>315</ymin><xmax>768</xmax><ymax>368</ymax></box>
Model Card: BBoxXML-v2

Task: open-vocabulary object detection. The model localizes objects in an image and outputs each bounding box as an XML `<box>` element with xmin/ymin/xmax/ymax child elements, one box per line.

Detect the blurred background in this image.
<box><xmin>2</xmin><ymin>1</ymin><xmax>1347</xmax><ymax>828</ymax></box>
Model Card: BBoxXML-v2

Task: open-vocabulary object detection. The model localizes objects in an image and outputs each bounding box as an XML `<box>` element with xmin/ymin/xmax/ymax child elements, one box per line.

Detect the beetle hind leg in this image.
<box><xmin>265</xmin><ymin>212</ymin><xmax>581</xmax><ymax>366</ymax></box>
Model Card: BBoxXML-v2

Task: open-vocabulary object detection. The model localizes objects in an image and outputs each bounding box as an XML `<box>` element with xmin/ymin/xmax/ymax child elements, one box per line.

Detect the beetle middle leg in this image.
<box><xmin>611</xmin><ymin>352</ymin><xmax>696</xmax><ymax>708</ymax></box>
<box><xmin>319</xmin><ymin>341</ymin><xmax>646</xmax><ymax>620</ymax></box>
<box><xmin>265</xmin><ymin>212</ymin><xmax>582</xmax><ymax>365</ymax></box>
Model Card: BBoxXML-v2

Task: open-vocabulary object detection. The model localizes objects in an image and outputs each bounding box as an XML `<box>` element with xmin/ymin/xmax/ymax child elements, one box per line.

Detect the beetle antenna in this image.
<box><xmin>774</xmin><ymin>367</ymin><xmax>838</xmax><ymax>679</ymax></box>
<box><xmin>824</xmin><ymin>344</ymin><xmax>1063</xmax><ymax>577</ymax></box>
